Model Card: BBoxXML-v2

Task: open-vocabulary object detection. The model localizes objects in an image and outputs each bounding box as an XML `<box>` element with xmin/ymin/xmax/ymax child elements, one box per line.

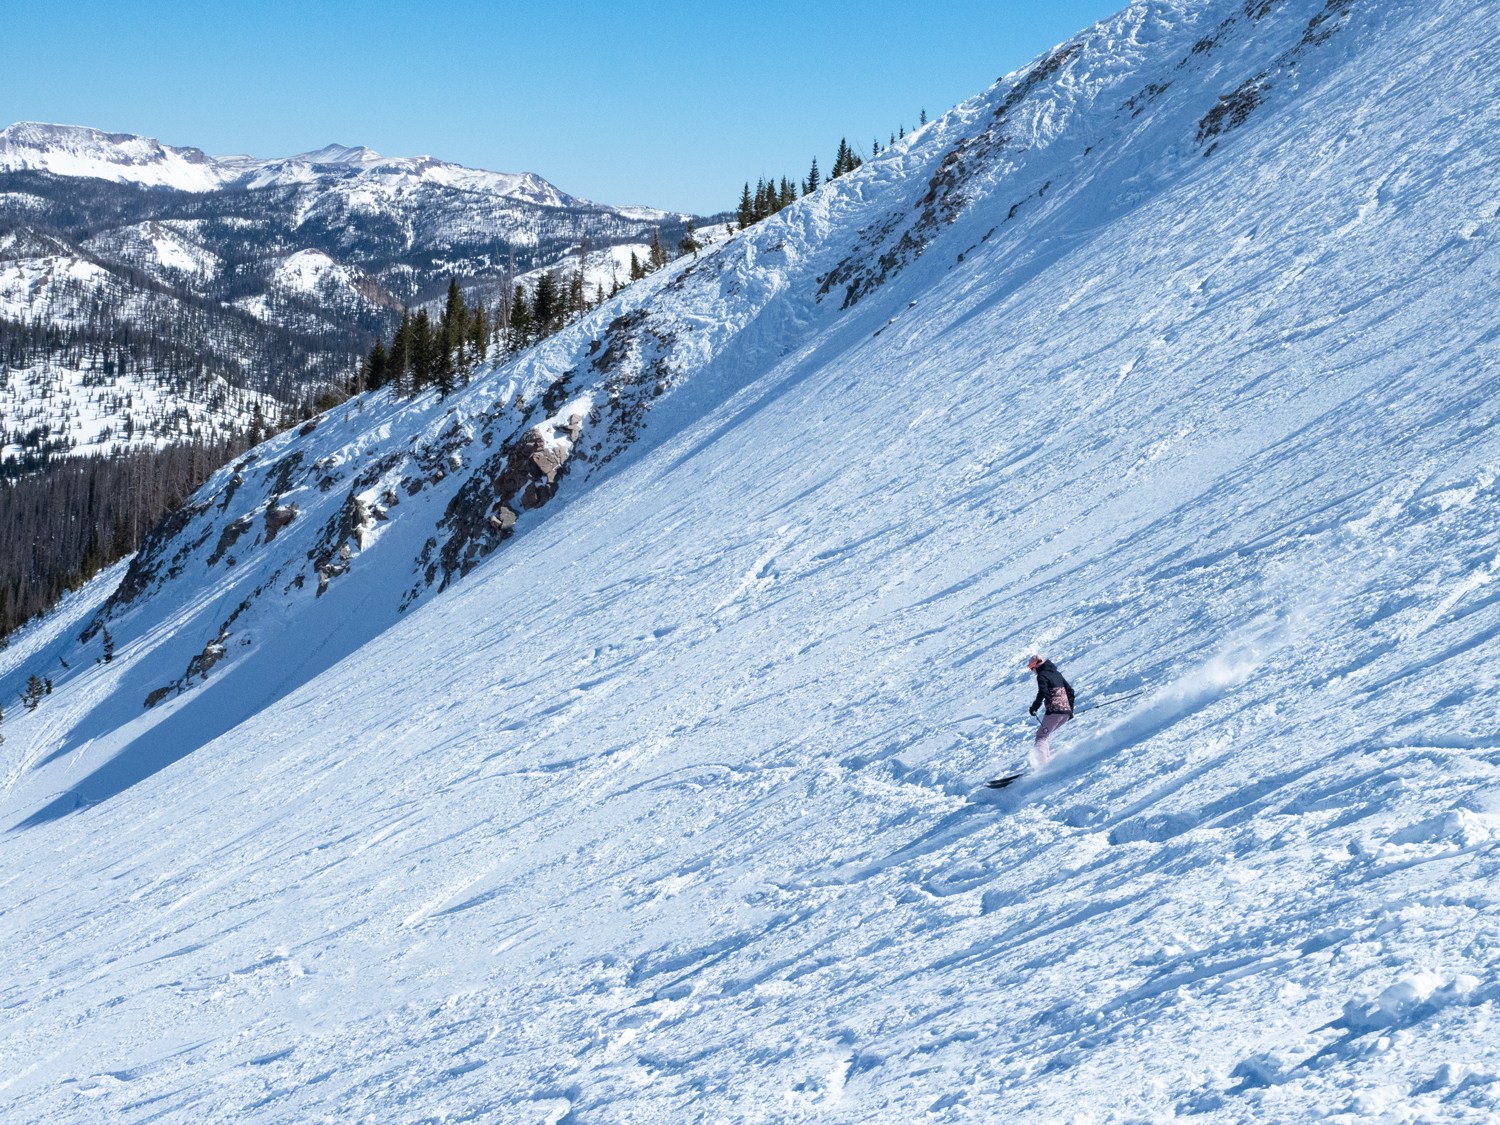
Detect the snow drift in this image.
<box><xmin>2</xmin><ymin>0</ymin><xmax>1498</xmax><ymax>1119</ymax></box>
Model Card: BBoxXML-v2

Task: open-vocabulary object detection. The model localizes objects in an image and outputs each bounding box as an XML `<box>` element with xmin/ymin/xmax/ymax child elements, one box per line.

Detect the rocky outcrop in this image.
<box><xmin>264</xmin><ymin>502</ymin><xmax>298</xmax><ymax>542</ymax></box>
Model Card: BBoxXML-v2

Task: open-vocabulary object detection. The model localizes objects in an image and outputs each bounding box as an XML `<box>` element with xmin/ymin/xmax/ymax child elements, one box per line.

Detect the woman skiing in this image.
<box><xmin>1027</xmin><ymin>654</ymin><xmax>1075</xmax><ymax>767</ymax></box>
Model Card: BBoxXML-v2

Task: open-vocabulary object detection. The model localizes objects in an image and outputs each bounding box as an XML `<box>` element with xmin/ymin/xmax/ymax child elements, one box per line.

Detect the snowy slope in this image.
<box><xmin>3</xmin><ymin>0</ymin><xmax>1500</xmax><ymax>1120</ymax></box>
<box><xmin>0</xmin><ymin>122</ymin><xmax>225</xmax><ymax>192</ymax></box>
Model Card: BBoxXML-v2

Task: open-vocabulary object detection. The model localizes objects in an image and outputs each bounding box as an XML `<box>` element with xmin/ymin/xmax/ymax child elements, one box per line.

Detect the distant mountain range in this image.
<box><xmin>0</xmin><ymin>121</ymin><xmax>581</xmax><ymax>204</ymax></box>
<box><xmin>0</xmin><ymin>122</ymin><xmax>711</xmax><ymax>468</ymax></box>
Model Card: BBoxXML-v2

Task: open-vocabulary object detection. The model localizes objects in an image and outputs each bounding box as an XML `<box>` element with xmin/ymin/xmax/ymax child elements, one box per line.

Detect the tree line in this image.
<box><xmin>0</xmin><ymin>436</ymin><xmax>260</xmax><ymax>640</ymax></box>
<box><xmin>734</xmin><ymin>115</ymin><xmax>927</xmax><ymax>228</ymax></box>
<box><xmin>351</xmin><ymin>227</ymin><xmax>699</xmax><ymax>401</ymax></box>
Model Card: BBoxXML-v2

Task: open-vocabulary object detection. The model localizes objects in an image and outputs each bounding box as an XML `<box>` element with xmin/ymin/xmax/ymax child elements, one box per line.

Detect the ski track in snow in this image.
<box><xmin>3</xmin><ymin>0</ymin><xmax>1500</xmax><ymax>1121</ymax></box>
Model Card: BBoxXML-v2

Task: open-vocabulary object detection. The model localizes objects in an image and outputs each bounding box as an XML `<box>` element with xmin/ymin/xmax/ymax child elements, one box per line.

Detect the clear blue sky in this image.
<box><xmin>4</xmin><ymin>0</ymin><xmax>1123</xmax><ymax>214</ymax></box>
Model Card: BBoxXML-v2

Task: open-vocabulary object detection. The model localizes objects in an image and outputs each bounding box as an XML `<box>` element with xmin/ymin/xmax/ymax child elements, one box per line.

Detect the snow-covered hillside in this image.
<box><xmin>0</xmin><ymin>357</ymin><xmax>275</xmax><ymax>463</ymax></box>
<box><xmin>0</xmin><ymin>123</ymin><xmax>709</xmax><ymax>470</ymax></box>
<box><xmin>3</xmin><ymin>0</ymin><xmax>1499</xmax><ymax>1120</ymax></box>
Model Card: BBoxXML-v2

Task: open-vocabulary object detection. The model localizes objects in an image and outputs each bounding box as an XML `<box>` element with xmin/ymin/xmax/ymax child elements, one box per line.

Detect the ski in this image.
<box><xmin>984</xmin><ymin>772</ymin><xmax>1027</xmax><ymax>790</ymax></box>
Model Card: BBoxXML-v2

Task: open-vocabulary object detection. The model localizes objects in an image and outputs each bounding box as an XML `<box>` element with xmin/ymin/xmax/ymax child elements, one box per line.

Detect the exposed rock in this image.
<box><xmin>185</xmin><ymin>634</ymin><xmax>228</xmax><ymax>683</ymax></box>
<box><xmin>264</xmin><ymin>503</ymin><xmax>299</xmax><ymax>543</ymax></box>
<box><xmin>207</xmin><ymin>515</ymin><xmax>254</xmax><ymax>567</ymax></box>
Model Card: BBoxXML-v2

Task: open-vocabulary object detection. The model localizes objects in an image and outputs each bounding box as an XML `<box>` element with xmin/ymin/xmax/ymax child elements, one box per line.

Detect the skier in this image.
<box><xmin>1027</xmin><ymin>654</ymin><xmax>1075</xmax><ymax>767</ymax></box>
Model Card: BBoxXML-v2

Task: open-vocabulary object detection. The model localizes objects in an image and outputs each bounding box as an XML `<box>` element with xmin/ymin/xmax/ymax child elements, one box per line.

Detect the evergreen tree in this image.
<box><xmin>22</xmin><ymin>674</ymin><xmax>46</xmax><ymax>711</ymax></box>
<box><xmin>778</xmin><ymin>177</ymin><xmax>796</xmax><ymax>210</ymax></box>
<box><xmin>532</xmin><ymin>272</ymin><xmax>559</xmax><ymax>334</ymax></box>
<box><xmin>433</xmin><ymin>277</ymin><xmax>466</xmax><ymax>397</ymax></box>
<box><xmin>678</xmin><ymin>220</ymin><xmax>702</xmax><ymax>258</ymax></box>
<box><xmin>832</xmin><ymin>138</ymin><xmax>858</xmax><ymax>178</ymax></box>
<box><xmin>919</xmin><ymin>108</ymin><xmax>928</xmax><ymax>125</ymax></box>
<box><xmin>367</xmin><ymin>339</ymin><xmax>389</xmax><ymax>392</ymax></box>
<box><xmin>469</xmin><ymin>305</ymin><xmax>487</xmax><ymax>365</ymax></box>
<box><xmin>508</xmin><ymin>284</ymin><xmax>531</xmax><ymax>351</ymax></box>
<box><xmin>410</xmin><ymin>310</ymin><xmax>435</xmax><ymax>394</ymax></box>
<box><xmin>804</xmin><ymin>156</ymin><xmax>821</xmax><ymax>196</ymax></box>
<box><xmin>737</xmin><ymin>182</ymin><xmax>755</xmax><ymax>230</ymax></box>
<box><xmin>649</xmin><ymin>229</ymin><xmax>669</xmax><ymax>270</ymax></box>
<box><xmin>388</xmin><ymin>311</ymin><xmax>411</xmax><ymax>395</ymax></box>
<box><xmin>630</xmin><ymin>251</ymin><xmax>646</xmax><ymax>281</ymax></box>
<box><xmin>441</xmin><ymin>276</ymin><xmax>465</xmax><ymax>338</ymax></box>
<box><xmin>568</xmin><ymin>268</ymin><xmax>586</xmax><ymax>318</ymax></box>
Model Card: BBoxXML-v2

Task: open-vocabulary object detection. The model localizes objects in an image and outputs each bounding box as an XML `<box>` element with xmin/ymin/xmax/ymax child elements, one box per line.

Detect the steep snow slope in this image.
<box><xmin>3</xmin><ymin>0</ymin><xmax>1499</xmax><ymax>1120</ymax></box>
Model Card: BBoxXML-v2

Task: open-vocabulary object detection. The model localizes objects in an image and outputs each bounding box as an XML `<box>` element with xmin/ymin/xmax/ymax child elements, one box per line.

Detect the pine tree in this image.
<box><xmin>469</xmin><ymin>305</ymin><xmax>487</xmax><ymax>364</ymax></box>
<box><xmin>508</xmin><ymin>284</ymin><xmax>531</xmax><ymax>351</ymax></box>
<box><xmin>832</xmin><ymin>138</ymin><xmax>854</xmax><ymax>178</ymax></box>
<box><xmin>367</xmin><ymin>339</ymin><xmax>389</xmax><ymax>391</ymax></box>
<box><xmin>919</xmin><ymin>108</ymin><xmax>928</xmax><ymax>125</ymax></box>
<box><xmin>532</xmin><ymin>272</ymin><xmax>559</xmax><ymax>334</ymax></box>
<box><xmin>384</xmin><ymin>310</ymin><xmax>411</xmax><ymax>395</ymax></box>
<box><xmin>568</xmin><ymin>268</ymin><xmax>586</xmax><ymax>318</ymax></box>
<box><xmin>441</xmin><ymin>276</ymin><xmax>465</xmax><ymax>338</ymax></box>
<box><xmin>779</xmin><ymin>177</ymin><xmax>796</xmax><ymax>209</ymax></box>
<box><xmin>649</xmin><ymin>229</ymin><xmax>669</xmax><ymax>270</ymax></box>
<box><xmin>678</xmin><ymin>219</ymin><xmax>702</xmax><ymax>258</ymax></box>
<box><xmin>630</xmin><ymin>251</ymin><xmax>646</xmax><ymax>281</ymax></box>
<box><xmin>432</xmin><ymin>277</ymin><xmax>466</xmax><ymax>397</ymax></box>
<box><xmin>410</xmin><ymin>309</ymin><xmax>434</xmax><ymax>394</ymax></box>
<box><xmin>803</xmin><ymin>157</ymin><xmax>821</xmax><ymax>196</ymax></box>
<box><xmin>737</xmin><ymin>182</ymin><xmax>755</xmax><ymax>229</ymax></box>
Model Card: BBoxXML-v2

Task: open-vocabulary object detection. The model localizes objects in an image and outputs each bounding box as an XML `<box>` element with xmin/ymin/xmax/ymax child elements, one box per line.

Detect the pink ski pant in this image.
<box><xmin>1033</xmin><ymin>712</ymin><xmax>1071</xmax><ymax>767</ymax></box>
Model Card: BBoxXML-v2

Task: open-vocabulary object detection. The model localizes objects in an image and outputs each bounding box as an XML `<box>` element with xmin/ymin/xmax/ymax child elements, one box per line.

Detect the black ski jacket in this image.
<box><xmin>1031</xmin><ymin>661</ymin><xmax>1075</xmax><ymax>716</ymax></box>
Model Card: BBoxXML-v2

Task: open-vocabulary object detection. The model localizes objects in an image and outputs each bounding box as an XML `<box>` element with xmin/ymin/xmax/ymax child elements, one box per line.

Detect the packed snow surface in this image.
<box><xmin>3</xmin><ymin>0</ymin><xmax>1499</xmax><ymax>1121</ymax></box>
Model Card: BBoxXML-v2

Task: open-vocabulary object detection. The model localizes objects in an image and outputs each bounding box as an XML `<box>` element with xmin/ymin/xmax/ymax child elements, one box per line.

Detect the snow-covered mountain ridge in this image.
<box><xmin>0</xmin><ymin>121</ymin><xmax>584</xmax><ymax>206</ymax></box>
<box><xmin>2</xmin><ymin>0</ymin><xmax>1498</xmax><ymax>1120</ymax></box>
<box><xmin>0</xmin><ymin>123</ymin><xmax>707</xmax><ymax>467</ymax></box>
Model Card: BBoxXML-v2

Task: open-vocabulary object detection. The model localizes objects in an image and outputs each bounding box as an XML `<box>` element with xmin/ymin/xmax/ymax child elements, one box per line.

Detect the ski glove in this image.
<box><xmin>1029</xmin><ymin>704</ymin><xmax>1039</xmax><ymax>716</ymax></box>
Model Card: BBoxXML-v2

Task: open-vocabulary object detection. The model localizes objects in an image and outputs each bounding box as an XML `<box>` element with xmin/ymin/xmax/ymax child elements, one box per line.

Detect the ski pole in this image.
<box><xmin>1073</xmin><ymin>688</ymin><xmax>1149</xmax><ymax>716</ymax></box>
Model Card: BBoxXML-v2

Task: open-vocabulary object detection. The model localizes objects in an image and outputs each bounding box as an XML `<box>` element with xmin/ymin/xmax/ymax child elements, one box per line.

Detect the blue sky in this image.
<box><xmin>4</xmin><ymin>0</ymin><xmax>1123</xmax><ymax>214</ymax></box>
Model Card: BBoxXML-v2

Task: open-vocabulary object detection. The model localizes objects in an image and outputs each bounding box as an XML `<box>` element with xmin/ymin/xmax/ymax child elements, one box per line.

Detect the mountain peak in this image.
<box><xmin>0</xmin><ymin>121</ymin><xmax>221</xmax><ymax>189</ymax></box>
<box><xmin>0</xmin><ymin>120</ymin><xmax>587</xmax><ymax>206</ymax></box>
<box><xmin>292</xmin><ymin>142</ymin><xmax>383</xmax><ymax>166</ymax></box>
